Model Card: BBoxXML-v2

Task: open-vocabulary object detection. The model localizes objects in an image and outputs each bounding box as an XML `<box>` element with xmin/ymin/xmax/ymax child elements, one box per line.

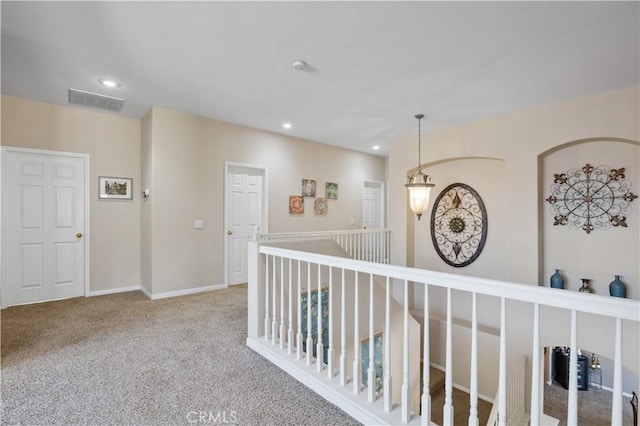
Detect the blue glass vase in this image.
<box><xmin>550</xmin><ymin>269</ymin><xmax>564</xmax><ymax>289</ymax></box>
<box><xmin>609</xmin><ymin>275</ymin><xmax>627</xmax><ymax>298</ymax></box>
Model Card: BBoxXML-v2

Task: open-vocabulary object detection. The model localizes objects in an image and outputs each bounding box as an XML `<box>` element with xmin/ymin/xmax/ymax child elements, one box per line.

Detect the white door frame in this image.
<box><xmin>224</xmin><ymin>161</ymin><xmax>269</xmax><ymax>286</ymax></box>
<box><xmin>362</xmin><ymin>180</ymin><xmax>386</xmax><ymax>228</ymax></box>
<box><xmin>1</xmin><ymin>146</ymin><xmax>90</xmax><ymax>308</ymax></box>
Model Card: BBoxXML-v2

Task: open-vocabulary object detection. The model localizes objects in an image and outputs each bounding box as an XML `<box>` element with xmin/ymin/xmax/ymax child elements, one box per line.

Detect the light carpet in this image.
<box><xmin>1</xmin><ymin>285</ymin><xmax>359</xmax><ymax>425</ymax></box>
<box><xmin>543</xmin><ymin>380</ymin><xmax>634</xmax><ymax>425</ymax></box>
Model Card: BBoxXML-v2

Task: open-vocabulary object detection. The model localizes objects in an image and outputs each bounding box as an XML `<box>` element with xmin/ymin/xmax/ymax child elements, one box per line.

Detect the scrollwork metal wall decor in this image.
<box><xmin>545</xmin><ymin>163</ymin><xmax>637</xmax><ymax>234</ymax></box>
<box><xmin>430</xmin><ymin>183</ymin><xmax>488</xmax><ymax>267</ymax></box>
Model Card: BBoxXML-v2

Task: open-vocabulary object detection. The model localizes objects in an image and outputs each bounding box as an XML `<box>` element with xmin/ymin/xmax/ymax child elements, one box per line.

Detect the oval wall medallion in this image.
<box><xmin>430</xmin><ymin>183</ymin><xmax>488</xmax><ymax>267</ymax></box>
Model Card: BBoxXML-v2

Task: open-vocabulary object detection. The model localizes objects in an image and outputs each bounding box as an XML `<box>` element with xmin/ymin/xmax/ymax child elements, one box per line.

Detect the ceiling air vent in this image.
<box><xmin>68</xmin><ymin>88</ymin><xmax>124</xmax><ymax>112</ymax></box>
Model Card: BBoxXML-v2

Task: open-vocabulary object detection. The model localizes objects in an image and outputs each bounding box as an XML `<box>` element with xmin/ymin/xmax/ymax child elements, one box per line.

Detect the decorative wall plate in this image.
<box><xmin>430</xmin><ymin>183</ymin><xmax>488</xmax><ymax>267</ymax></box>
<box><xmin>314</xmin><ymin>198</ymin><xmax>327</xmax><ymax>215</ymax></box>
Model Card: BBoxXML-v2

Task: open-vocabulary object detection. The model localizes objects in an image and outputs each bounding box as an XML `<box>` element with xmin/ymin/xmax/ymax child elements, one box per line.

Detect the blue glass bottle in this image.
<box><xmin>609</xmin><ymin>275</ymin><xmax>627</xmax><ymax>298</ymax></box>
<box><xmin>550</xmin><ymin>269</ymin><xmax>565</xmax><ymax>289</ymax></box>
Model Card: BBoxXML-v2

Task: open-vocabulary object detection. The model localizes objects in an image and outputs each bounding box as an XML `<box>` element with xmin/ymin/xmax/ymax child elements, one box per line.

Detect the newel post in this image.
<box><xmin>247</xmin><ymin>240</ymin><xmax>264</xmax><ymax>340</ymax></box>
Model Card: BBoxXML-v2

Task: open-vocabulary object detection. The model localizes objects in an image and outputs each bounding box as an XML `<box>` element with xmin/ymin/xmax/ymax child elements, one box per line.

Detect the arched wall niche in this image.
<box><xmin>538</xmin><ymin>138</ymin><xmax>640</xmax><ymax>299</ymax></box>
<box><xmin>405</xmin><ymin>156</ymin><xmax>505</xmax><ymax>272</ymax></box>
<box><xmin>410</xmin><ymin>156</ymin><xmax>506</xmax><ymax>325</ymax></box>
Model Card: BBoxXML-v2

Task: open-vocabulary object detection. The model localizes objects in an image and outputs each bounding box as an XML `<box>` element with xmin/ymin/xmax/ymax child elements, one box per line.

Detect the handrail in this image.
<box><xmin>258</xmin><ymin>245</ymin><xmax>638</xmax><ymax>321</ymax></box>
<box><xmin>248</xmin><ymin>240</ymin><xmax>639</xmax><ymax>425</ymax></box>
<box><xmin>257</xmin><ymin>228</ymin><xmax>392</xmax><ymax>240</ymax></box>
<box><xmin>258</xmin><ymin>228</ymin><xmax>391</xmax><ymax>265</ymax></box>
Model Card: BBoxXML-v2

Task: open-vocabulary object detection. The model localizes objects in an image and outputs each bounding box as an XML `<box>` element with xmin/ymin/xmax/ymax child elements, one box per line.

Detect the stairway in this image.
<box><xmin>423</xmin><ymin>364</ymin><xmax>492</xmax><ymax>426</ymax></box>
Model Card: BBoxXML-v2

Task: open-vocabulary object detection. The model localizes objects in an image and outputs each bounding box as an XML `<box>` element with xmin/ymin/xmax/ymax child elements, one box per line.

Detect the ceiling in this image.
<box><xmin>2</xmin><ymin>2</ymin><xmax>638</xmax><ymax>157</ymax></box>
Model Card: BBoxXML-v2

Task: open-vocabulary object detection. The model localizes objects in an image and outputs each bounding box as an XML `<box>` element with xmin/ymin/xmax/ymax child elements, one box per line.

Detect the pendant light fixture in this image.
<box><xmin>405</xmin><ymin>114</ymin><xmax>435</xmax><ymax>220</ymax></box>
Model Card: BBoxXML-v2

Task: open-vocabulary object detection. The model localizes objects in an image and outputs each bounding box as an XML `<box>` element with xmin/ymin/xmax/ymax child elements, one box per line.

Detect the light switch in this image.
<box><xmin>194</xmin><ymin>220</ymin><xmax>204</xmax><ymax>229</ymax></box>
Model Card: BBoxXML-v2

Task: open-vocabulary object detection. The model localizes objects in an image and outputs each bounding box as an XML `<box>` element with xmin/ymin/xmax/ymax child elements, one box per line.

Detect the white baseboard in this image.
<box><xmin>140</xmin><ymin>286</ymin><xmax>153</xmax><ymax>299</ymax></box>
<box><xmin>144</xmin><ymin>283</ymin><xmax>228</xmax><ymax>300</ymax></box>
<box><xmin>88</xmin><ymin>285</ymin><xmax>141</xmax><ymax>297</ymax></box>
<box><xmin>589</xmin><ymin>382</ymin><xmax>633</xmax><ymax>399</ymax></box>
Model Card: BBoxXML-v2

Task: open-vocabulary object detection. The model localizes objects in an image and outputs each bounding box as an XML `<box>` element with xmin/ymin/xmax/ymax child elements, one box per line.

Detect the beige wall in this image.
<box><xmin>144</xmin><ymin>107</ymin><xmax>386</xmax><ymax>294</ymax></box>
<box><xmin>141</xmin><ymin>111</ymin><xmax>153</xmax><ymax>293</ymax></box>
<box><xmin>1</xmin><ymin>98</ymin><xmax>385</xmax><ymax>296</ymax></box>
<box><xmin>1</xmin><ymin>96</ymin><xmax>142</xmax><ymax>293</ymax></box>
<box><xmin>542</xmin><ymin>140</ymin><xmax>639</xmax><ymax>298</ymax></box>
<box><xmin>388</xmin><ymin>86</ymin><xmax>640</xmax><ymax>393</ymax></box>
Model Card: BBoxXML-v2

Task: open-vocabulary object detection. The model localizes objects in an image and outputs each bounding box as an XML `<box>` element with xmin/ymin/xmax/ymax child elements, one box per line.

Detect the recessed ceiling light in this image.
<box><xmin>98</xmin><ymin>78</ymin><xmax>121</xmax><ymax>88</ymax></box>
<box><xmin>282</xmin><ymin>123</ymin><xmax>292</xmax><ymax>129</ymax></box>
<box><xmin>373</xmin><ymin>145</ymin><xmax>380</xmax><ymax>151</ymax></box>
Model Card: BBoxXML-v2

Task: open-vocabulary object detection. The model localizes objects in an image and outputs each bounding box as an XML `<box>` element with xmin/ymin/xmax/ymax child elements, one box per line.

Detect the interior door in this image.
<box><xmin>2</xmin><ymin>148</ymin><xmax>87</xmax><ymax>306</ymax></box>
<box><xmin>225</xmin><ymin>164</ymin><xmax>265</xmax><ymax>285</ymax></box>
<box><xmin>363</xmin><ymin>181</ymin><xmax>384</xmax><ymax>230</ymax></box>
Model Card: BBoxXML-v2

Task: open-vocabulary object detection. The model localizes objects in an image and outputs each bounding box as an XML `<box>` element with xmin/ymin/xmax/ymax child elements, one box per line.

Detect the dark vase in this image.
<box><xmin>550</xmin><ymin>269</ymin><xmax>565</xmax><ymax>289</ymax></box>
<box><xmin>609</xmin><ymin>275</ymin><xmax>627</xmax><ymax>298</ymax></box>
<box><xmin>579</xmin><ymin>278</ymin><xmax>593</xmax><ymax>293</ymax></box>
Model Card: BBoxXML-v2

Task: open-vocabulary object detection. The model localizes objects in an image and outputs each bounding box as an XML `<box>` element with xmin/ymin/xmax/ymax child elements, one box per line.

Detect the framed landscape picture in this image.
<box><xmin>98</xmin><ymin>176</ymin><xmax>132</xmax><ymax>200</ymax></box>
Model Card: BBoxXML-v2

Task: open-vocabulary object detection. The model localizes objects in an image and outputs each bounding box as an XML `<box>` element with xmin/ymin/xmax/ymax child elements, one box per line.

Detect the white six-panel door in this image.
<box><xmin>363</xmin><ymin>181</ymin><xmax>384</xmax><ymax>229</ymax></box>
<box><xmin>2</xmin><ymin>148</ymin><xmax>87</xmax><ymax>307</ymax></box>
<box><xmin>225</xmin><ymin>163</ymin><xmax>267</xmax><ymax>286</ymax></box>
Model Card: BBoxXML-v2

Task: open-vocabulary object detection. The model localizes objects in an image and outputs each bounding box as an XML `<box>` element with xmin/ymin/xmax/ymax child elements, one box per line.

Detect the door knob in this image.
<box><xmin>76</xmin><ymin>232</ymin><xmax>83</xmax><ymax>238</ymax></box>
<box><xmin>227</xmin><ymin>230</ymin><xmax>233</xmax><ymax>235</ymax></box>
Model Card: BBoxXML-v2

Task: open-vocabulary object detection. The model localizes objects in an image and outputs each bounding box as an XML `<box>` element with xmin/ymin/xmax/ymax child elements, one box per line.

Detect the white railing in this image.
<box><xmin>246</xmin><ymin>241</ymin><xmax>639</xmax><ymax>425</ymax></box>
<box><xmin>487</xmin><ymin>356</ymin><xmax>528</xmax><ymax>426</ymax></box>
<box><xmin>257</xmin><ymin>228</ymin><xmax>391</xmax><ymax>264</ymax></box>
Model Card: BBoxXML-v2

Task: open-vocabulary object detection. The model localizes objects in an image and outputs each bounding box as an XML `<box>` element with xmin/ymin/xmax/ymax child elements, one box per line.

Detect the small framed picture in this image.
<box><xmin>302</xmin><ymin>179</ymin><xmax>316</xmax><ymax>197</ymax></box>
<box><xmin>99</xmin><ymin>176</ymin><xmax>133</xmax><ymax>200</ymax></box>
<box><xmin>314</xmin><ymin>198</ymin><xmax>327</xmax><ymax>215</ymax></box>
<box><xmin>326</xmin><ymin>182</ymin><xmax>338</xmax><ymax>199</ymax></box>
<box><xmin>289</xmin><ymin>195</ymin><xmax>304</xmax><ymax>214</ymax></box>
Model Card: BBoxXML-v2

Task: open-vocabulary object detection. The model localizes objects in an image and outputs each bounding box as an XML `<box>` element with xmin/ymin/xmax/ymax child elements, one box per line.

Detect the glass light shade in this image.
<box><xmin>405</xmin><ymin>170</ymin><xmax>434</xmax><ymax>220</ymax></box>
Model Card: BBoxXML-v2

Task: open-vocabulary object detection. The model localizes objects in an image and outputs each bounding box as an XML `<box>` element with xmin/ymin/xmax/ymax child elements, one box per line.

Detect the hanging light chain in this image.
<box><xmin>416</xmin><ymin>113</ymin><xmax>424</xmax><ymax>170</ymax></box>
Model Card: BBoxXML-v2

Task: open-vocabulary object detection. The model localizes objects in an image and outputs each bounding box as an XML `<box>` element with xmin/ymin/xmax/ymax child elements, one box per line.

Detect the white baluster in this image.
<box><xmin>567</xmin><ymin>310</ymin><xmax>577</xmax><ymax>425</ymax></box>
<box><xmin>271</xmin><ymin>255</ymin><xmax>277</xmax><ymax>345</ymax></box>
<box><xmin>384</xmin><ymin>276</ymin><xmax>393</xmax><ymax>412</ymax></box>
<box><xmin>611</xmin><ymin>318</ymin><xmax>623</xmax><ymax>425</ymax></box>
<box><xmin>421</xmin><ymin>283</ymin><xmax>431</xmax><ymax>425</ymax></box>
<box><xmin>498</xmin><ymin>297</ymin><xmax>506</xmax><ymax>426</ymax></box>
<box><xmin>444</xmin><ymin>287</ymin><xmax>454</xmax><ymax>426</ymax></box>
<box><xmin>387</xmin><ymin>230</ymin><xmax>391</xmax><ymax>264</ymax></box>
<box><xmin>288</xmin><ymin>258</ymin><xmax>293</xmax><ymax>355</ymax></box>
<box><xmin>296</xmin><ymin>260</ymin><xmax>302</xmax><ymax>360</ymax></box>
<box><xmin>367</xmin><ymin>273</ymin><xmax>376</xmax><ymax>403</ymax></box>
<box><xmin>401</xmin><ymin>279</ymin><xmax>410</xmax><ymax>423</ymax></box>
<box><xmin>306</xmin><ymin>262</ymin><xmax>313</xmax><ymax>366</ymax></box>
<box><xmin>328</xmin><ymin>266</ymin><xmax>334</xmax><ymax>378</ymax></box>
<box><xmin>340</xmin><ymin>268</ymin><xmax>347</xmax><ymax>386</ymax></box>
<box><xmin>353</xmin><ymin>272</ymin><xmax>361</xmax><ymax>394</ymax></box>
<box><xmin>280</xmin><ymin>257</ymin><xmax>285</xmax><ymax>350</ymax></box>
<box><xmin>264</xmin><ymin>254</ymin><xmax>270</xmax><ymax>340</ymax></box>
<box><xmin>530</xmin><ymin>303</ymin><xmax>540</xmax><ymax>426</ymax></box>
<box><xmin>317</xmin><ymin>265</ymin><xmax>324</xmax><ymax>371</ymax></box>
<box><xmin>469</xmin><ymin>292</ymin><xmax>478</xmax><ymax>426</ymax></box>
